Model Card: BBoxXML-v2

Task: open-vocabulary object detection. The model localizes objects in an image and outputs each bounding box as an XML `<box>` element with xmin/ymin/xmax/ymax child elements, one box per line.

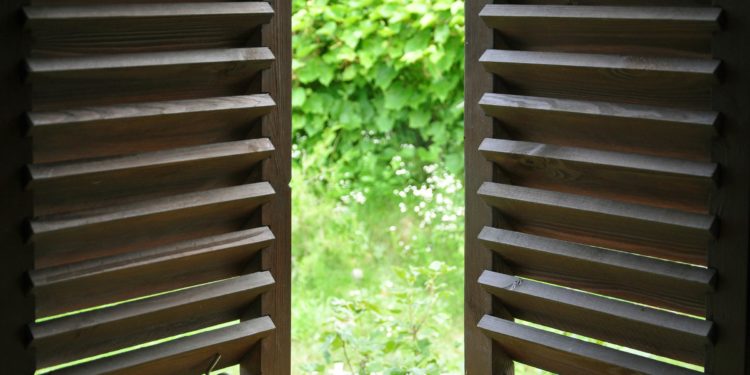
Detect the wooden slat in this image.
<box><xmin>479</xmin><ymin>93</ymin><xmax>717</xmax><ymax>161</ymax></box>
<box><xmin>480</xmin><ymin>49</ymin><xmax>719</xmax><ymax>109</ymax></box>
<box><xmin>479</xmin><ymin>138</ymin><xmax>716</xmax><ymax>213</ymax></box>
<box><xmin>29</xmin><ymin>138</ymin><xmax>274</xmax><ymax>215</ymax></box>
<box><xmin>478</xmin><ymin>182</ymin><xmax>715</xmax><ymax>265</ymax></box>
<box><xmin>478</xmin><ymin>315</ymin><xmax>701</xmax><ymax>375</ymax></box>
<box><xmin>479</xmin><ymin>226</ymin><xmax>714</xmax><ymax>316</ymax></box>
<box><xmin>50</xmin><ymin>316</ymin><xmax>275</xmax><ymax>375</ymax></box>
<box><xmin>31</xmin><ymin>226</ymin><xmax>274</xmax><ymax>317</ymax></box>
<box><xmin>27</xmin><ymin>47</ymin><xmax>274</xmax><ymax>111</ymax></box>
<box><xmin>25</xmin><ymin>2</ymin><xmax>274</xmax><ymax>57</ymax></box>
<box><xmin>30</xmin><ymin>182</ymin><xmax>274</xmax><ymax>268</ymax></box>
<box><xmin>31</xmin><ymin>271</ymin><xmax>274</xmax><ymax>368</ymax></box>
<box><xmin>28</xmin><ymin>94</ymin><xmax>275</xmax><ymax>163</ymax></box>
<box><xmin>480</xmin><ymin>5</ymin><xmax>720</xmax><ymax>57</ymax></box>
<box><xmin>479</xmin><ymin>271</ymin><xmax>713</xmax><ymax>365</ymax></box>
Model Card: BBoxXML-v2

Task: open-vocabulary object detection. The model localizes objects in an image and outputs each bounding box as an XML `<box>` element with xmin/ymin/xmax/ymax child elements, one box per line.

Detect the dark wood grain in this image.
<box><xmin>31</xmin><ymin>227</ymin><xmax>274</xmax><ymax>317</ymax></box>
<box><xmin>31</xmin><ymin>182</ymin><xmax>274</xmax><ymax>268</ymax></box>
<box><xmin>29</xmin><ymin>94</ymin><xmax>275</xmax><ymax>163</ymax></box>
<box><xmin>31</xmin><ymin>272</ymin><xmax>274</xmax><ymax>368</ymax></box>
<box><xmin>481</xmin><ymin>5</ymin><xmax>720</xmax><ymax>57</ymax></box>
<box><xmin>481</xmin><ymin>49</ymin><xmax>719</xmax><ymax>109</ymax></box>
<box><xmin>25</xmin><ymin>3</ymin><xmax>274</xmax><ymax>57</ymax></box>
<box><xmin>29</xmin><ymin>138</ymin><xmax>274</xmax><ymax>215</ymax></box>
<box><xmin>479</xmin><ymin>182</ymin><xmax>715</xmax><ymax>265</ymax></box>
<box><xmin>28</xmin><ymin>48</ymin><xmax>274</xmax><ymax>111</ymax></box>
<box><xmin>479</xmin><ymin>226</ymin><xmax>714</xmax><ymax>316</ymax></box>
<box><xmin>478</xmin><ymin>315</ymin><xmax>701</xmax><ymax>375</ymax></box>
<box><xmin>255</xmin><ymin>0</ymin><xmax>292</xmax><ymax>373</ymax></box>
<box><xmin>480</xmin><ymin>138</ymin><xmax>717</xmax><ymax>213</ymax></box>
<box><xmin>479</xmin><ymin>271</ymin><xmax>713</xmax><ymax>365</ymax></box>
<box><xmin>465</xmin><ymin>0</ymin><xmax>512</xmax><ymax>372</ymax></box>
<box><xmin>50</xmin><ymin>317</ymin><xmax>275</xmax><ymax>375</ymax></box>
<box><xmin>480</xmin><ymin>93</ymin><xmax>717</xmax><ymax>162</ymax></box>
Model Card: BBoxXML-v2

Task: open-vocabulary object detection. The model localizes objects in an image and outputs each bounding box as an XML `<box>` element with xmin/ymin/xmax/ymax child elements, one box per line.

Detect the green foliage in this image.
<box><xmin>292</xmin><ymin>0</ymin><xmax>465</xmax><ymax>197</ymax></box>
<box><xmin>306</xmin><ymin>262</ymin><xmax>457</xmax><ymax>374</ymax></box>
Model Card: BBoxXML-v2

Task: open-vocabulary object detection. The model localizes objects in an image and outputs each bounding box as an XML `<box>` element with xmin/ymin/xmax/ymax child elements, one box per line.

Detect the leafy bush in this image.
<box><xmin>292</xmin><ymin>0</ymin><xmax>465</xmax><ymax>197</ymax></box>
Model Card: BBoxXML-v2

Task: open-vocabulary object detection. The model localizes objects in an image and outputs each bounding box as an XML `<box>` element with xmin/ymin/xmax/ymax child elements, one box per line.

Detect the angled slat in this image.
<box><xmin>480</xmin><ymin>5</ymin><xmax>720</xmax><ymax>57</ymax></box>
<box><xmin>480</xmin><ymin>49</ymin><xmax>719</xmax><ymax>109</ymax></box>
<box><xmin>31</xmin><ymin>271</ymin><xmax>274</xmax><ymax>368</ymax></box>
<box><xmin>479</xmin><ymin>226</ymin><xmax>714</xmax><ymax>315</ymax></box>
<box><xmin>49</xmin><ymin>316</ymin><xmax>275</xmax><ymax>375</ymax></box>
<box><xmin>31</xmin><ymin>227</ymin><xmax>274</xmax><ymax>317</ymax></box>
<box><xmin>27</xmin><ymin>47</ymin><xmax>275</xmax><ymax>111</ymax></box>
<box><xmin>479</xmin><ymin>271</ymin><xmax>713</xmax><ymax>365</ymax></box>
<box><xmin>478</xmin><ymin>182</ymin><xmax>715</xmax><ymax>265</ymax></box>
<box><xmin>28</xmin><ymin>94</ymin><xmax>275</xmax><ymax>163</ymax></box>
<box><xmin>479</xmin><ymin>93</ymin><xmax>717</xmax><ymax>161</ymax></box>
<box><xmin>29</xmin><ymin>138</ymin><xmax>274</xmax><ymax>215</ymax></box>
<box><xmin>478</xmin><ymin>315</ymin><xmax>701</xmax><ymax>375</ymax></box>
<box><xmin>25</xmin><ymin>3</ymin><xmax>274</xmax><ymax>57</ymax></box>
<box><xmin>479</xmin><ymin>138</ymin><xmax>716</xmax><ymax>213</ymax></box>
<box><xmin>30</xmin><ymin>182</ymin><xmax>274</xmax><ymax>268</ymax></box>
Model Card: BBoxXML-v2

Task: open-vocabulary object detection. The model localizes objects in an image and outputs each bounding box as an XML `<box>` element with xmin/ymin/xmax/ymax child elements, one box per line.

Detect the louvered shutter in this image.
<box><xmin>0</xmin><ymin>0</ymin><xmax>291</xmax><ymax>373</ymax></box>
<box><xmin>465</xmin><ymin>1</ymin><xmax>750</xmax><ymax>374</ymax></box>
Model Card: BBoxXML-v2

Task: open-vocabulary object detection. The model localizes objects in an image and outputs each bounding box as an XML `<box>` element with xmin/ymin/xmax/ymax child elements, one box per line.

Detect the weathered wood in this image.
<box><xmin>481</xmin><ymin>49</ymin><xmax>719</xmax><ymax>109</ymax></box>
<box><xmin>481</xmin><ymin>5</ymin><xmax>720</xmax><ymax>57</ymax></box>
<box><xmin>25</xmin><ymin>2</ymin><xmax>274</xmax><ymax>57</ymax></box>
<box><xmin>479</xmin><ymin>182</ymin><xmax>715</xmax><ymax>265</ymax></box>
<box><xmin>479</xmin><ymin>271</ymin><xmax>713</xmax><ymax>365</ymax></box>
<box><xmin>31</xmin><ymin>227</ymin><xmax>274</xmax><ymax>317</ymax></box>
<box><xmin>29</xmin><ymin>138</ymin><xmax>274</xmax><ymax>215</ymax></box>
<box><xmin>28</xmin><ymin>48</ymin><xmax>274</xmax><ymax>111</ymax></box>
<box><xmin>464</xmin><ymin>0</ymin><xmax>510</xmax><ymax>372</ymax></box>
<box><xmin>50</xmin><ymin>316</ymin><xmax>275</xmax><ymax>375</ymax></box>
<box><xmin>478</xmin><ymin>315</ymin><xmax>701</xmax><ymax>375</ymax></box>
<box><xmin>31</xmin><ymin>182</ymin><xmax>274</xmax><ymax>268</ymax></box>
<box><xmin>31</xmin><ymin>272</ymin><xmax>274</xmax><ymax>368</ymax></box>
<box><xmin>29</xmin><ymin>94</ymin><xmax>275</xmax><ymax>163</ymax></box>
<box><xmin>479</xmin><ymin>93</ymin><xmax>717</xmax><ymax>162</ymax></box>
<box><xmin>255</xmin><ymin>0</ymin><xmax>292</xmax><ymax>374</ymax></box>
<box><xmin>480</xmin><ymin>138</ymin><xmax>717</xmax><ymax>213</ymax></box>
<box><xmin>479</xmin><ymin>226</ymin><xmax>714</xmax><ymax>316</ymax></box>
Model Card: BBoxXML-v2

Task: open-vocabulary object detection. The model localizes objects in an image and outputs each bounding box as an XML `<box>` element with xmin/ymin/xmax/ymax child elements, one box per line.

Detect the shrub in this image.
<box><xmin>292</xmin><ymin>0</ymin><xmax>465</xmax><ymax>197</ymax></box>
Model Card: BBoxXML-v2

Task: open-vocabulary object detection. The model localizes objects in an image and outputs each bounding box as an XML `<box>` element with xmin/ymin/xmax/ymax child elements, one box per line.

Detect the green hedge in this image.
<box><xmin>292</xmin><ymin>0</ymin><xmax>465</xmax><ymax>195</ymax></box>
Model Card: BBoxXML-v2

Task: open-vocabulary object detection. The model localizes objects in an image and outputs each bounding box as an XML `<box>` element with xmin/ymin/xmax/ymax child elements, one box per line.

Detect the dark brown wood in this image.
<box><xmin>479</xmin><ymin>226</ymin><xmax>714</xmax><ymax>316</ymax></box>
<box><xmin>29</xmin><ymin>138</ymin><xmax>274</xmax><ymax>215</ymax></box>
<box><xmin>31</xmin><ymin>227</ymin><xmax>274</xmax><ymax>317</ymax></box>
<box><xmin>480</xmin><ymin>138</ymin><xmax>717</xmax><ymax>213</ymax></box>
<box><xmin>25</xmin><ymin>2</ymin><xmax>274</xmax><ymax>57</ymax></box>
<box><xmin>31</xmin><ymin>272</ymin><xmax>274</xmax><ymax>368</ymax></box>
<box><xmin>28</xmin><ymin>47</ymin><xmax>274</xmax><ymax>111</ymax></box>
<box><xmin>481</xmin><ymin>49</ymin><xmax>719</xmax><ymax>109</ymax></box>
<box><xmin>478</xmin><ymin>315</ymin><xmax>701</xmax><ymax>375</ymax></box>
<box><xmin>479</xmin><ymin>271</ymin><xmax>713</xmax><ymax>365</ymax></box>
<box><xmin>479</xmin><ymin>93</ymin><xmax>717</xmax><ymax>162</ymax></box>
<box><xmin>481</xmin><ymin>5</ymin><xmax>720</xmax><ymax>57</ymax></box>
<box><xmin>479</xmin><ymin>182</ymin><xmax>715</xmax><ymax>265</ymax></box>
<box><xmin>50</xmin><ymin>317</ymin><xmax>275</xmax><ymax>375</ymax></box>
<box><xmin>465</xmin><ymin>0</ymin><xmax>510</xmax><ymax>372</ymax></box>
<box><xmin>31</xmin><ymin>182</ymin><xmax>274</xmax><ymax>268</ymax></box>
<box><xmin>0</xmin><ymin>0</ymin><xmax>35</xmax><ymax>372</ymax></box>
<box><xmin>706</xmin><ymin>0</ymin><xmax>750</xmax><ymax>373</ymax></box>
<box><xmin>255</xmin><ymin>0</ymin><xmax>292</xmax><ymax>373</ymax></box>
<box><xmin>29</xmin><ymin>94</ymin><xmax>275</xmax><ymax>163</ymax></box>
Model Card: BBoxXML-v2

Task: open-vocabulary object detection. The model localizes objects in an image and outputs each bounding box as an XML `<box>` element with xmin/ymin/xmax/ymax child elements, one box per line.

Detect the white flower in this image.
<box><xmin>352</xmin><ymin>268</ymin><xmax>364</xmax><ymax>280</ymax></box>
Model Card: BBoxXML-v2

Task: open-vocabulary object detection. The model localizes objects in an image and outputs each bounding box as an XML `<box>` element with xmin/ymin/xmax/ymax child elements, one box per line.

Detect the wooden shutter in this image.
<box><xmin>1</xmin><ymin>0</ymin><xmax>291</xmax><ymax>373</ymax></box>
<box><xmin>465</xmin><ymin>1</ymin><xmax>750</xmax><ymax>374</ymax></box>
